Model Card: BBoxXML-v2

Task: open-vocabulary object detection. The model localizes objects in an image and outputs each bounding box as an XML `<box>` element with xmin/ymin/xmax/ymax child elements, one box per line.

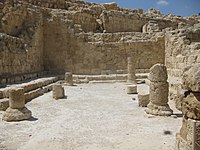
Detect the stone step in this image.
<box><xmin>73</xmin><ymin>73</ymin><xmax>148</xmax><ymax>83</ymax></box>
<box><xmin>0</xmin><ymin>77</ymin><xmax>58</xmax><ymax>98</ymax></box>
<box><xmin>0</xmin><ymin>77</ymin><xmax>59</xmax><ymax>111</ymax></box>
<box><xmin>25</xmin><ymin>83</ymin><xmax>54</xmax><ymax>103</ymax></box>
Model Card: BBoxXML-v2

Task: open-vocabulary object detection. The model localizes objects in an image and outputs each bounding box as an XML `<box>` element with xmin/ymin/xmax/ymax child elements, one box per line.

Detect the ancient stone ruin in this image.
<box><xmin>2</xmin><ymin>88</ymin><xmax>32</xmax><ymax>121</ymax></box>
<box><xmin>145</xmin><ymin>64</ymin><xmax>173</xmax><ymax>116</ymax></box>
<box><xmin>176</xmin><ymin>64</ymin><xmax>200</xmax><ymax>150</ymax></box>
<box><xmin>0</xmin><ymin>0</ymin><xmax>199</xmax><ymax>149</ymax></box>
<box><xmin>52</xmin><ymin>83</ymin><xmax>65</xmax><ymax>100</ymax></box>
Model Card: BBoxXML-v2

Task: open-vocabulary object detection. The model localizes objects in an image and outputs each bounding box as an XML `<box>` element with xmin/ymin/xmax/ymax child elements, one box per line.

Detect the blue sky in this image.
<box><xmin>85</xmin><ymin>0</ymin><xmax>200</xmax><ymax>16</ymax></box>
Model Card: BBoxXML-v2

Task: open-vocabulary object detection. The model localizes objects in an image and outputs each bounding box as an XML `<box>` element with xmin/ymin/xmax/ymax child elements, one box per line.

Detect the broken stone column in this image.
<box><xmin>65</xmin><ymin>72</ymin><xmax>73</xmax><ymax>86</ymax></box>
<box><xmin>176</xmin><ymin>64</ymin><xmax>200</xmax><ymax>150</ymax></box>
<box><xmin>145</xmin><ymin>64</ymin><xmax>173</xmax><ymax>116</ymax></box>
<box><xmin>127</xmin><ymin>56</ymin><xmax>136</xmax><ymax>84</ymax></box>
<box><xmin>2</xmin><ymin>88</ymin><xmax>32</xmax><ymax>122</ymax></box>
<box><xmin>52</xmin><ymin>84</ymin><xmax>65</xmax><ymax>100</ymax></box>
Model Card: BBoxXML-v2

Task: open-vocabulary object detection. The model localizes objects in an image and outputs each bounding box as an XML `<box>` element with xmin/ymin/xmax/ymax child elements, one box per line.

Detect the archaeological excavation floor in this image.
<box><xmin>0</xmin><ymin>83</ymin><xmax>182</xmax><ymax>150</ymax></box>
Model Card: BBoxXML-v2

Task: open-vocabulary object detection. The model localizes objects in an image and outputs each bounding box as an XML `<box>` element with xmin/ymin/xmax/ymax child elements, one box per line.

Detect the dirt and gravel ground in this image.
<box><xmin>0</xmin><ymin>83</ymin><xmax>182</xmax><ymax>150</ymax></box>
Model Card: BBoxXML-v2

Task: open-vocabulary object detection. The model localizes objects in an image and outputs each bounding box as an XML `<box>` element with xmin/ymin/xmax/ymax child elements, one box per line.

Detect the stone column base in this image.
<box><xmin>53</xmin><ymin>84</ymin><xmax>65</xmax><ymax>100</ymax></box>
<box><xmin>65</xmin><ymin>72</ymin><xmax>73</xmax><ymax>86</ymax></box>
<box><xmin>138</xmin><ymin>94</ymin><xmax>149</xmax><ymax>107</ymax></box>
<box><xmin>2</xmin><ymin>107</ymin><xmax>32</xmax><ymax>122</ymax></box>
<box><xmin>127</xmin><ymin>84</ymin><xmax>137</xmax><ymax>94</ymax></box>
<box><xmin>145</xmin><ymin>102</ymin><xmax>173</xmax><ymax>116</ymax></box>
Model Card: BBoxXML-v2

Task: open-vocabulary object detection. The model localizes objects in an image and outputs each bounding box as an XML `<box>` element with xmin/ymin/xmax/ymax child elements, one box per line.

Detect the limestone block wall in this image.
<box><xmin>0</xmin><ymin>26</ymin><xmax>44</xmax><ymax>77</ymax></box>
<box><xmin>11</xmin><ymin>0</ymin><xmax>67</xmax><ymax>9</ymax></box>
<box><xmin>43</xmin><ymin>17</ymin><xmax>165</xmax><ymax>75</ymax></box>
<box><xmin>73</xmin><ymin>33</ymin><xmax>165</xmax><ymax>74</ymax></box>
<box><xmin>100</xmin><ymin>11</ymin><xmax>147</xmax><ymax>33</ymax></box>
<box><xmin>165</xmin><ymin>27</ymin><xmax>200</xmax><ymax>97</ymax></box>
<box><xmin>0</xmin><ymin>34</ymin><xmax>27</xmax><ymax>76</ymax></box>
<box><xmin>165</xmin><ymin>28</ymin><xmax>200</xmax><ymax>78</ymax></box>
<box><xmin>43</xmin><ymin>15</ymin><xmax>77</xmax><ymax>73</ymax></box>
<box><xmin>0</xmin><ymin>5</ymin><xmax>44</xmax><ymax>77</ymax></box>
<box><xmin>155</xmin><ymin>19</ymin><xmax>178</xmax><ymax>31</ymax></box>
<box><xmin>64</xmin><ymin>11</ymin><xmax>98</xmax><ymax>32</ymax></box>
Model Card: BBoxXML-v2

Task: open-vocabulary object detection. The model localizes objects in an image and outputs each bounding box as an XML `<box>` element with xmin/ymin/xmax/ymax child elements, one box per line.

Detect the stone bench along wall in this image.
<box><xmin>0</xmin><ymin>76</ymin><xmax>59</xmax><ymax>110</ymax></box>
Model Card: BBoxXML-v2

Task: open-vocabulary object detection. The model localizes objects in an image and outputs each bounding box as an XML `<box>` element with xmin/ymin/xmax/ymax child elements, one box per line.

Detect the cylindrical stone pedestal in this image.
<box><xmin>53</xmin><ymin>84</ymin><xmax>65</xmax><ymax>100</ymax></box>
<box><xmin>9</xmin><ymin>88</ymin><xmax>25</xmax><ymax>109</ymax></box>
<box><xmin>65</xmin><ymin>72</ymin><xmax>73</xmax><ymax>86</ymax></box>
<box><xmin>127</xmin><ymin>85</ymin><xmax>137</xmax><ymax>94</ymax></box>
<box><xmin>145</xmin><ymin>64</ymin><xmax>173</xmax><ymax>116</ymax></box>
<box><xmin>138</xmin><ymin>94</ymin><xmax>149</xmax><ymax>107</ymax></box>
<box><xmin>2</xmin><ymin>88</ymin><xmax>32</xmax><ymax>122</ymax></box>
<box><xmin>127</xmin><ymin>56</ymin><xmax>136</xmax><ymax>85</ymax></box>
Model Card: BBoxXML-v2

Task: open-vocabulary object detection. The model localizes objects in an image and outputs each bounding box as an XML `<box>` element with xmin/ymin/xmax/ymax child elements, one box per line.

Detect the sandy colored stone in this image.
<box><xmin>148</xmin><ymin>64</ymin><xmax>168</xmax><ymax>82</ymax></box>
<box><xmin>0</xmin><ymin>98</ymin><xmax>9</xmax><ymax>111</ymax></box>
<box><xmin>182</xmin><ymin>64</ymin><xmax>200</xmax><ymax>92</ymax></box>
<box><xmin>138</xmin><ymin>94</ymin><xmax>149</xmax><ymax>107</ymax></box>
<box><xmin>65</xmin><ymin>72</ymin><xmax>73</xmax><ymax>86</ymax></box>
<box><xmin>181</xmin><ymin>92</ymin><xmax>200</xmax><ymax>120</ymax></box>
<box><xmin>176</xmin><ymin>118</ymin><xmax>200</xmax><ymax>150</ymax></box>
<box><xmin>2</xmin><ymin>87</ymin><xmax>32</xmax><ymax>122</ymax></box>
<box><xmin>146</xmin><ymin>64</ymin><xmax>173</xmax><ymax>116</ymax></box>
<box><xmin>9</xmin><ymin>88</ymin><xmax>25</xmax><ymax>109</ymax></box>
<box><xmin>149</xmin><ymin>82</ymin><xmax>169</xmax><ymax>106</ymax></box>
<box><xmin>2</xmin><ymin>107</ymin><xmax>32</xmax><ymax>122</ymax></box>
<box><xmin>127</xmin><ymin>84</ymin><xmax>137</xmax><ymax>94</ymax></box>
<box><xmin>53</xmin><ymin>84</ymin><xmax>65</xmax><ymax>100</ymax></box>
<box><xmin>127</xmin><ymin>56</ymin><xmax>136</xmax><ymax>84</ymax></box>
<box><xmin>146</xmin><ymin>102</ymin><xmax>173</xmax><ymax>116</ymax></box>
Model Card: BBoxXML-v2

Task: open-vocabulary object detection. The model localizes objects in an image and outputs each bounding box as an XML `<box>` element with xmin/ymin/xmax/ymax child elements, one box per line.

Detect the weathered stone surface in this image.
<box><xmin>176</xmin><ymin>118</ymin><xmax>200</xmax><ymax>150</ymax></box>
<box><xmin>182</xmin><ymin>64</ymin><xmax>200</xmax><ymax>92</ymax></box>
<box><xmin>2</xmin><ymin>87</ymin><xmax>32</xmax><ymax>121</ymax></box>
<box><xmin>138</xmin><ymin>94</ymin><xmax>149</xmax><ymax>107</ymax></box>
<box><xmin>65</xmin><ymin>72</ymin><xmax>73</xmax><ymax>86</ymax></box>
<box><xmin>0</xmin><ymin>98</ymin><xmax>9</xmax><ymax>111</ymax></box>
<box><xmin>149</xmin><ymin>82</ymin><xmax>169</xmax><ymax>106</ymax></box>
<box><xmin>148</xmin><ymin>64</ymin><xmax>168</xmax><ymax>82</ymax></box>
<box><xmin>53</xmin><ymin>84</ymin><xmax>65</xmax><ymax>100</ymax></box>
<box><xmin>146</xmin><ymin>102</ymin><xmax>173</xmax><ymax>116</ymax></box>
<box><xmin>181</xmin><ymin>92</ymin><xmax>200</xmax><ymax>120</ymax></box>
<box><xmin>146</xmin><ymin>64</ymin><xmax>173</xmax><ymax>116</ymax></box>
<box><xmin>127</xmin><ymin>56</ymin><xmax>136</xmax><ymax>84</ymax></box>
<box><xmin>2</xmin><ymin>107</ymin><xmax>32</xmax><ymax>122</ymax></box>
<box><xmin>9</xmin><ymin>88</ymin><xmax>25</xmax><ymax>109</ymax></box>
<box><xmin>127</xmin><ymin>85</ymin><xmax>137</xmax><ymax>94</ymax></box>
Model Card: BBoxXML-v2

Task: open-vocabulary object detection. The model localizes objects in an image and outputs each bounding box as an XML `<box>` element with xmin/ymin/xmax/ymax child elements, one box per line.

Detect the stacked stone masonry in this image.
<box><xmin>0</xmin><ymin>0</ymin><xmax>199</xmax><ymax>104</ymax></box>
